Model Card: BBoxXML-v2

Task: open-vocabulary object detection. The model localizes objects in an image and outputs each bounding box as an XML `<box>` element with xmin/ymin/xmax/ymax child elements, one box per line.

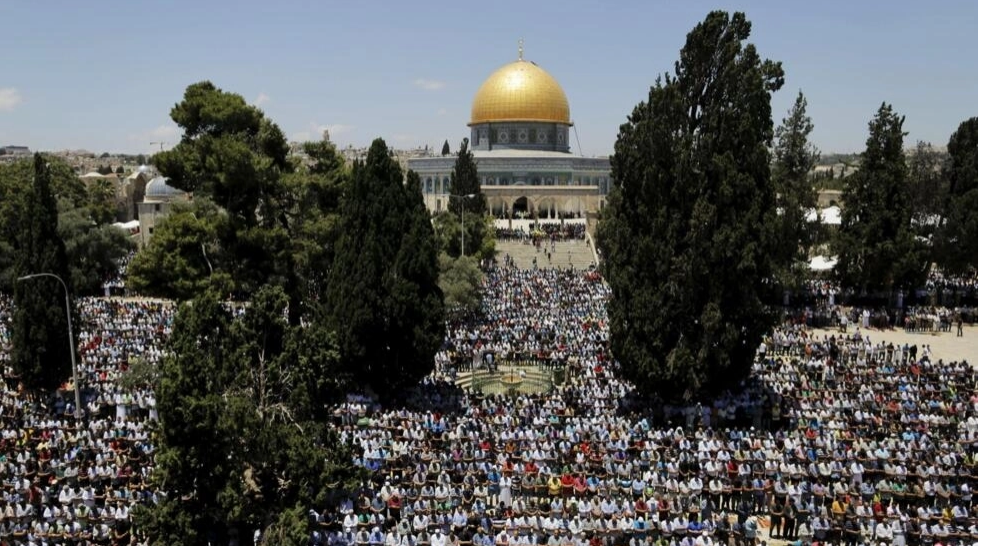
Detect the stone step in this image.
<box><xmin>495</xmin><ymin>239</ymin><xmax>597</xmax><ymax>270</ymax></box>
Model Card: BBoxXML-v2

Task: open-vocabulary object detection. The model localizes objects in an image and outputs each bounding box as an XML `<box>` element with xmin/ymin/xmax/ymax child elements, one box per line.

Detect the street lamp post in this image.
<box><xmin>17</xmin><ymin>273</ymin><xmax>82</xmax><ymax>422</ymax></box>
<box><xmin>451</xmin><ymin>193</ymin><xmax>478</xmax><ymax>257</ymax></box>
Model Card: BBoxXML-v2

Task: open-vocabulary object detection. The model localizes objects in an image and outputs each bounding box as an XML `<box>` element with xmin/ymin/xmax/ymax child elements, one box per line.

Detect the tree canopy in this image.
<box><xmin>937</xmin><ymin>117</ymin><xmax>977</xmax><ymax>275</ymax></box>
<box><xmin>129</xmin><ymin>81</ymin><xmax>347</xmax><ymax>319</ymax></box>
<box><xmin>597</xmin><ymin>11</ymin><xmax>785</xmax><ymax>402</ymax></box>
<box><xmin>0</xmin><ymin>155</ymin><xmax>125</xmax><ymax>294</ymax></box>
<box><xmin>834</xmin><ymin>103</ymin><xmax>927</xmax><ymax>292</ymax></box>
<box><xmin>438</xmin><ymin>253</ymin><xmax>483</xmax><ymax>320</ymax></box>
<box><xmin>134</xmin><ymin>286</ymin><xmax>362</xmax><ymax>544</ymax></box>
<box><xmin>325</xmin><ymin>139</ymin><xmax>445</xmax><ymax>400</ymax></box>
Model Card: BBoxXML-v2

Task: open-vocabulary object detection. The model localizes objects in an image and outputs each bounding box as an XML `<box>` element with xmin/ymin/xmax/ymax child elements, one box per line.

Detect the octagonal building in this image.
<box><xmin>409</xmin><ymin>50</ymin><xmax>611</xmax><ymax>223</ymax></box>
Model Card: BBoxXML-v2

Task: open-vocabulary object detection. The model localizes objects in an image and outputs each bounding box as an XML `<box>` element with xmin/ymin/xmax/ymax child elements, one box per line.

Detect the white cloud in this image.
<box><xmin>253</xmin><ymin>92</ymin><xmax>270</xmax><ymax>106</ymax></box>
<box><xmin>413</xmin><ymin>78</ymin><xmax>446</xmax><ymax>91</ymax></box>
<box><xmin>437</xmin><ymin>108</ymin><xmax>448</xmax><ymax>116</ymax></box>
<box><xmin>315</xmin><ymin>123</ymin><xmax>354</xmax><ymax>137</ymax></box>
<box><xmin>149</xmin><ymin>124</ymin><xmax>181</xmax><ymax>140</ymax></box>
<box><xmin>0</xmin><ymin>88</ymin><xmax>23</xmax><ymax>112</ymax></box>
<box><xmin>126</xmin><ymin>123</ymin><xmax>181</xmax><ymax>152</ymax></box>
<box><xmin>291</xmin><ymin>123</ymin><xmax>355</xmax><ymax>143</ymax></box>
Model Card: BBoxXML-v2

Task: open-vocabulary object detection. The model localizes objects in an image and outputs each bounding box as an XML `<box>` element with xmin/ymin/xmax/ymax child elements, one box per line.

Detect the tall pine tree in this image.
<box><xmin>835</xmin><ymin>103</ymin><xmax>927</xmax><ymax>293</ymax></box>
<box><xmin>11</xmin><ymin>154</ymin><xmax>75</xmax><ymax>392</ymax></box>
<box><xmin>326</xmin><ymin>139</ymin><xmax>445</xmax><ymax>401</ymax></box>
<box><xmin>597</xmin><ymin>11</ymin><xmax>785</xmax><ymax>402</ymax></box>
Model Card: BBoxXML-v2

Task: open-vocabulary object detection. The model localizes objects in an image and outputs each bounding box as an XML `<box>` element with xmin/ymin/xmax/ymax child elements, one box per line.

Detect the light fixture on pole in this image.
<box><xmin>451</xmin><ymin>193</ymin><xmax>478</xmax><ymax>257</ymax></box>
<box><xmin>17</xmin><ymin>273</ymin><xmax>82</xmax><ymax>422</ymax></box>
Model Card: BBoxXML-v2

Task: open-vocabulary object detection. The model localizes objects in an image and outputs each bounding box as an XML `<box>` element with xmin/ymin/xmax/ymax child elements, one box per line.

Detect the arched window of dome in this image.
<box><xmin>425</xmin><ymin>178</ymin><xmax>433</xmax><ymax>193</ymax></box>
<box><xmin>442</xmin><ymin>177</ymin><xmax>450</xmax><ymax>193</ymax></box>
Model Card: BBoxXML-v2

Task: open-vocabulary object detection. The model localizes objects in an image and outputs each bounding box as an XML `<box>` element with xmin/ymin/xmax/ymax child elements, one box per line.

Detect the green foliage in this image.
<box><xmin>117</xmin><ymin>356</ymin><xmax>159</xmax><ymax>391</ymax></box>
<box><xmin>326</xmin><ymin>140</ymin><xmax>445</xmax><ymax>401</ymax></box>
<box><xmin>127</xmin><ymin>201</ymin><xmax>230</xmax><ymax>300</ymax></box>
<box><xmin>432</xmin><ymin>210</ymin><xmax>495</xmax><ymax>259</ymax></box>
<box><xmin>147</xmin><ymin>82</ymin><xmax>291</xmax><ymax>294</ymax></box>
<box><xmin>449</xmin><ymin>138</ymin><xmax>487</xmax><ymax>215</ymax></box>
<box><xmin>441</xmin><ymin>139</ymin><xmax>451</xmax><ymax>156</ymax></box>
<box><xmin>597</xmin><ymin>11</ymin><xmax>784</xmax><ymax>402</ymax></box>
<box><xmin>908</xmin><ymin>141</ymin><xmax>947</xmax><ymax>224</ymax></box>
<box><xmin>10</xmin><ymin>155</ymin><xmax>75</xmax><ymax>392</ymax></box>
<box><xmin>137</xmin><ymin>286</ymin><xmax>362</xmax><ymax>544</ymax></box>
<box><xmin>60</xmin><ymin>210</ymin><xmax>135</xmax><ymax>296</ymax></box>
<box><xmin>438</xmin><ymin>253</ymin><xmax>483</xmax><ymax>319</ymax></box>
<box><xmin>937</xmin><ymin>117</ymin><xmax>977</xmax><ymax>274</ymax></box>
<box><xmin>0</xmin><ymin>155</ymin><xmax>123</xmax><ymax>294</ymax></box>
<box><xmin>83</xmin><ymin>177</ymin><xmax>118</xmax><ymax>225</ymax></box>
<box><xmin>772</xmin><ymin>91</ymin><xmax>820</xmax><ymax>281</ymax></box>
<box><xmin>834</xmin><ymin>103</ymin><xmax>928</xmax><ymax>291</ymax></box>
<box><xmin>134</xmin><ymin>81</ymin><xmax>346</xmax><ymax>319</ymax></box>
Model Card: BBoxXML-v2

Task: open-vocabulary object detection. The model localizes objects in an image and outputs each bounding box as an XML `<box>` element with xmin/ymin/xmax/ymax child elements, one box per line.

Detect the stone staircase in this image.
<box><xmin>495</xmin><ymin>239</ymin><xmax>597</xmax><ymax>270</ymax></box>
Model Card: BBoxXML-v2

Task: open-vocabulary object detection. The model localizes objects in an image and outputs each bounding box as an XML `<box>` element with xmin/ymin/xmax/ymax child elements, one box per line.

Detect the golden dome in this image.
<box><xmin>469</xmin><ymin>60</ymin><xmax>571</xmax><ymax>126</ymax></box>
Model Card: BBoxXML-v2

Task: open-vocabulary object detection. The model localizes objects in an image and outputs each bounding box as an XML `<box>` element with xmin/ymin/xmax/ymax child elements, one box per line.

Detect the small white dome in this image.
<box><xmin>145</xmin><ymin>176</ymin><xmax>186</xmax><ymax>199</ymax></box>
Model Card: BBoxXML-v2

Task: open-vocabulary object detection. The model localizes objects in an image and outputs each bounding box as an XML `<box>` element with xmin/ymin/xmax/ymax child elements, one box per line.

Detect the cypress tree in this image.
<box><xmin>11</xmin><ymin>154</ymin><xmax>74</xmax><ymax>392</ymax></box>
<box><xmin>326</xmin><ymin>139</ymin><xmax>445</xmax><ymax>401</ymax></box>
<box><xmin>773</xmin><ymin>91</ymin><xmax>820</xmax><ymax>279</ymax></box>
<box><xmin>835</xmin><ymin>103</ymin><xmax>927</xmax><ymax>292</ymax></box>
<box><xmin>937</xmin><ymin>117</ymin><xmax>977</xmax><ymax>275</ymax></box>
<box><xmin>597</xmin><ymin>11</ymin><xmax>785</xmax><ymax>402</ymax></box>
<box><xmin>449</xmin><ymin>138</ymin><xmax>486</xmax><ymax>215</ymax></box>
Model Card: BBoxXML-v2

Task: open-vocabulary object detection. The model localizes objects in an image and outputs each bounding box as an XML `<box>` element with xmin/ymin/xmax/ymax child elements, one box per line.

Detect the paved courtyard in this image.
<box><xmin>813</xmin><ymin>324</ymin><xmax>977</xmax><ymax>368</ymax></box>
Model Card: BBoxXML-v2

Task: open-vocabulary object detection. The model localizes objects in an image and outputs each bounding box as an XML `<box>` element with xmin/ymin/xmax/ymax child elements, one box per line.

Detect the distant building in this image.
<box><xmin>408</xmin><ymin>49</ymin><xmax>611</xmax><ymax>228</ymax></box>
<box><xmin>121</xmin><ymin>167</ymin><xmax>153</xmax><ymax>221</ymax></box>
<box><xmin>0</xmin><ymin>145</ymin><xmax>30</xmax><ymax>156</ymax></box>
<box><xmin>137</xmin><ymin>176</ymin><xmax>191</xmax><ymax>247</ymax></box>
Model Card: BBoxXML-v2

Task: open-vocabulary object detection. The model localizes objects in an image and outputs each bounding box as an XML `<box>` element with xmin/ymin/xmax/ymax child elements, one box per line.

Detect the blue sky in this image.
<box><xmin>0</xmin><ymin>1</ymin><xmax>976</xmax><ymax>157</ymax></box>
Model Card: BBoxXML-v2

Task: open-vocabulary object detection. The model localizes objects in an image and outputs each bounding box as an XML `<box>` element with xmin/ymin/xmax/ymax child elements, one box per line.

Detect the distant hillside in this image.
<box><xmin>816</xmin><ymin>153</ymin><xmax>861</xmax><ymax>167</ymax></box>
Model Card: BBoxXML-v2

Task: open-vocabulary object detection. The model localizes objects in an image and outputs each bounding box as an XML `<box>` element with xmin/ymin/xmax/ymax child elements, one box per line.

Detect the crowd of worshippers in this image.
<box><xmin>0</xmin><ymin>296</ymin><xmax>172</xmax><ymax>545</ymax></box>
<box><xmin>780</xmin><ymin>273</ymin><xmax>977</xmax><ymax>332</ymax></box>
<box><xmin>495</xmin><ymin>224</ymin><xmax>587</xmax><ymax>243</ymax></box>
<box><xmin>316</xmin><ymin>265</ymin><xmax>977</xmax><ymax>546</ymax></box>
<box><xmin>0</xmin><ymin>260</ymin><xmax>975</xmax><ymax>546</ymax></box>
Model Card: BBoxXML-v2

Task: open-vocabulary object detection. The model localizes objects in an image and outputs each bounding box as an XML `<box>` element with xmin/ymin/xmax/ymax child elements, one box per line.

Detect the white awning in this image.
<box><xmin>808</xmin><ymin>256</ymin><xmax>838</xmax><ymax>271</ymax></box>
<box><xmin>112</xmin><ymin>220</ymin><xmax>140</xmax><ymax>230</ymax></box>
